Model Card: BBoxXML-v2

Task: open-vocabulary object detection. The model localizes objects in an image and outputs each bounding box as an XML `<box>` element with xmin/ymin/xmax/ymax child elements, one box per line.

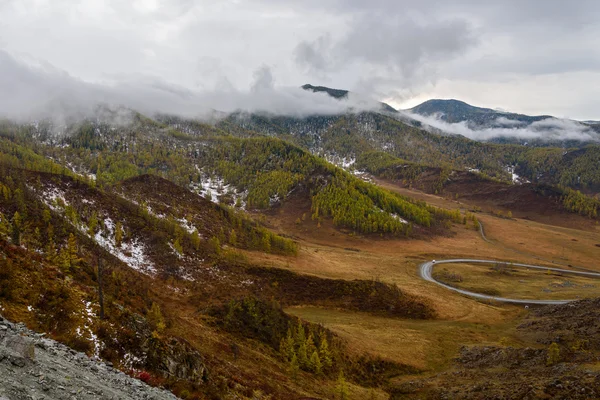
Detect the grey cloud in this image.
<box><xmin>296</xmin><ymin>14</ymin><xmax>475</xmax><ymax>74</ymax></box>
<box><xmin>294</xmin><ymin>13</ymin><xmax>476</xmax><ymax>101</ymax></box>
<box><xmin>1</xmin><ymin>0</ymin><xmax>600</xmax><ymax>119</ymax></box>
<box><xmin>251</xmin><ymin>65</ymin><xmax>275</xmax><ymax>92</ymax></box>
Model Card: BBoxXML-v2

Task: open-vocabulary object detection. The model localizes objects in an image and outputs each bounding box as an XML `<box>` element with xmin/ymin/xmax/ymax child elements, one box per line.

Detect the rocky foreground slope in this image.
<box><xmin>0</xmin><ymin>315</ymin><xmax>177</xmax><ymax>400</ymax></box>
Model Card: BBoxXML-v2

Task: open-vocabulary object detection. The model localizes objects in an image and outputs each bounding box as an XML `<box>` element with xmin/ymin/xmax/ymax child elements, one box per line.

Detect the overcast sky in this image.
<box><xmin>1</xmin><ymin>0</ymin><xmax>600</xmax><ymax>120</ymax></box>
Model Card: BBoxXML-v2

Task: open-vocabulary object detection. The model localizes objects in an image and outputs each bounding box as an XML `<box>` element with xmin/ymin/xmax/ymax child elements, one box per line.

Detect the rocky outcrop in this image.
<box><xmin>0</xmin><ymin>315</ymin><xmax>178</xmax><ymax>400</ymax></box>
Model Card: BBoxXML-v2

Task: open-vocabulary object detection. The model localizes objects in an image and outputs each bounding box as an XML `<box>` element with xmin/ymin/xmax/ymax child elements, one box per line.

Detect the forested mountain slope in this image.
<box><xmin>0</xmin><ymin>141</ymin><xmax>434</xmax><ymax>398</ymax></box>
<box><xmin>169</xmin><ymin>108</ymin><xmax>600</xmax><ymax>195</ymax></box>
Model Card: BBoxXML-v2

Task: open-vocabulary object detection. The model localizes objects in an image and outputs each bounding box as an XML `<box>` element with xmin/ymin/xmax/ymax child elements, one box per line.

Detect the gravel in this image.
<box><xmin>0</xmin><ymin>315</ymin><xmax>178</xmax><ymax>400</ymax></box>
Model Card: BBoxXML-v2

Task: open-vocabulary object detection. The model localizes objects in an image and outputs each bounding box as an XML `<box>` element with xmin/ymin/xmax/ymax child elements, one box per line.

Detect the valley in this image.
<box><xmin>0</xmin><ymin>101</ymin><xmax>599</xmax><ymax>399</ymax></box>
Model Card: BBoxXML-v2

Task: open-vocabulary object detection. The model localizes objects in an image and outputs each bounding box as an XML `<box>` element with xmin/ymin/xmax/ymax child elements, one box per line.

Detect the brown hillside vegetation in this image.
<box><xmin>375</xmin><ymin>167</ymin><xmax>598</xmax><ymax>230</ymax></box>
<box><xmin>394</xmin><ymin>299</ymin><xmax>600</xmax><ymax>399</ymax></box>
<box><xmin>0</xmin><ymin>166</ymin><xmax>437</xmax><ymax>399</ymax></box>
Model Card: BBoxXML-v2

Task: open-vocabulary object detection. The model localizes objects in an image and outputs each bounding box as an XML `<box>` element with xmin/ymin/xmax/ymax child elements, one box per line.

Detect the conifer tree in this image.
<box><xmin>88</xmin><ymin>211</ymin><xmax>99</xmax><ymax>236</ymax></box>
<box><xmin>0</xmin><ymin>212</ymin><xmax>9</xmax><ymax>237</ymax></box>
<box><xmin>319</xmin><ymin>335</ymin><xmax>333</xmax><ymax>369</ymax></box>
<box><xmin>58</xmin><ymin>246</ymin><xmax>71</xmax><ymax>273</ymax></box>
<box><xmin>306</xmin><ymin>332</ymin><xmax>317</xmax><ymax>358</ymax></box>
<box><xmin>310</xmin><ymin>351</ymin><xmax>322</xmax><ymax>375</ymax></box>
<box><xmin>11</xmin><ymin>211</ymin><xmax>21</xmax><ymax>245</ymax></box>
<box><xmin>42</xmin><ymin>208</ymin><xmax>51</xmax><ymax>225</ymax></box>
<box><xmin>337</xmin><ymin>371</ymin><xmax>349</xmax><ymax>400</ymax></box>
<box><xmin>67</xmin><ymin>233</ymin><xmax>80</xmax><ymax>270</ymax></box>
<box><xmin>261</xmin><ymin>232</ymin><xmax>271</xmax><ymax>253</ymax></box>
<box><xmin>289</xmin><ymin>352</ymin><xmax>300</xmax><ymax>379</ymax></box>
<box><xmin>191</xmin><ymin>230</ymin><xmax>201</xmax><ymax>250</ymax></box>
<box><xmin>147</xmin><ymin>302</ymin><xmax>166</xmax><ymax>333</ymax></box>
<box><xmin>547</xmin><ymin>342</ymin><xmax>560</xmax><ymax>366</ymax></box>
<box><xmin>209</xmin><ymin>236</ymin><xmax>221</xmax><ymax>255</ymax></box>
<box><xmin>297</xmin><ymin>340</ymin><xmax>308</xmax><ymax>369</ymax></box>
<box><xmin>229</xmin><ymin>229</ymin><xmax>237</xmax><ymax>246</ymax></box>
<box><xmin>295</xmin><ymin>322</ymin><xmax>306</xmax><ymax>346</ymax></box>
<box><xmin>115</xmin><ymin>221</ymin><xmax>123</xmax><ymax>248</ymax></box>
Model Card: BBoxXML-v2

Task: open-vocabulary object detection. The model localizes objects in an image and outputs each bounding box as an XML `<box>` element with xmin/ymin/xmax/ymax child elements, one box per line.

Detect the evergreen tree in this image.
<box><xmin>65</xmin><ymin>205</ymin><xmax>78</xmax><ymax>225</ymax></box>
<box><xmin>115</xmin><ymin>221</ymin><xmax>123</xmax><ymax>247</ymax></box>
<box><xmin>209</xmin><ymin>236</ymin><xmax>221</xmax><ymax>255</ymax></box>
<box><xmin>173</xmin><ymin>237</ymin><xmax>183</xmax><ymax>254</ymax></box>
<box><xmin>67</xmin><ymin>233</ymin><xmax>80</xmax><ymax>270</ymax></box>
<box><xmin>42</xmin><ymin>208</ymin><xmax>51</xmax><ymax>225</ymax></box>
<box><xmin>0</xmin><ymin>212</ymin><xmax>8</xmax><ymax>237</ymax></box>
<box><xmin>11</xmin><ymin>211</ymin><xmax>21</xmax><ymax>245</ymax></box>
<box><xmin>88</xmin><ymin>211</ymin><xmax>99</xmax><ymax>236</ymax></box>
<box><xmin>58</xmin><ymin>246</ymin><xmax>71</xmax><ymax>273</ymax></box>
<box><xmin>319</xmin><ymin>335</ymin><xmax>333</xmax><ymax>370</ymax></box>
<box><xmin>279</xmin><ymin>328</ymin><xmax>296</xmax><ymax>361</ymax></box>
<box><xmin>229</xmin><ymin>229</ymin><xmax>237</xmax><ymax>246</ymax></box>
<box><xmin>306</xmin><ymin>332</ymin><xmax>317</xmax><ymax>358</ymax></box>
<box><xmin>288</xmin><ymin>352</ymin><xmax>300</xmax><ymax>379</ymax></box>
<box><xmin>147</xmin><ymin>302</ymin><xmax>166</xmax><ymax>333</ymax></box>
<box><xmin>261</xmin><ymin>232</ymin><xmax>271</xmax><ymax>252</ymax></box>
<box><xmin>336</xmin><ymin>370</ymin><xmax>349</xmax><ymax>400</ymax></box>
<box><xmin>297</xmin><ymin>340</ymin><xmax>308</xmax><ymax>369</ymax></box>
<box><xmin>294</xmin><ymin>322</ymin><xmax>306</xmax><ymax>346</ymax></box>
<box><xmin>191</xmin><ymin>230</ymin><xmax>201</xmax><ymax>250</ymax></box>
<box><xmin>547</xmin><ymin>342</ymin><xmax>560</xmax><ymax>366</ymax></box>
<box><xmin>310</xmin><ymin>351</ymin><xmax>322</xmax><ymax>375</ymax></box>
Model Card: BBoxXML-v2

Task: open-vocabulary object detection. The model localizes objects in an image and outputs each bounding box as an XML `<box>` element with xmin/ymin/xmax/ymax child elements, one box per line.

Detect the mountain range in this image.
<box><xmin>0</xmin><ymin>82</ymin><xmax>599</xmax><ymax>399</ymax></box>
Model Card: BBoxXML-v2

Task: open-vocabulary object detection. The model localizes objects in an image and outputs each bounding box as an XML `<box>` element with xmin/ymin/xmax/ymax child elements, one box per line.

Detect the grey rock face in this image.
<box><xmin>0</xmin><ymin>315</ymin><xmax>178</xmax><ymax>400</ymax></box>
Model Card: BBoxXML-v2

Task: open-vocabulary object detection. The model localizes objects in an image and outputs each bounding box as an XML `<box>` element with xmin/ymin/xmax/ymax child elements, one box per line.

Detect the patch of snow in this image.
<box><xmin>324</xmin><ymin>154</ymin><xmax>356</xmax><ymax>170</ymax></box>
<box><xmin>196</xmin><ymin>175</ymin><xmax>227</xmax><ymax>203</ymax></box>
<box><xmin>269</xmin><ymin>194</ymin><xmax>281</xmax><ymax>206</ymax></box>
<box><xmin>506</xmin><ymin>165</ymin><xmax>530</xmax><ymax>184</ymax></box>
<box><xmin>467</xmin><ymin>167</ymin><xmax>480</xmax><ymax>173</ymax></box>
<box><xmin>93</xmin><ymin>217</ymin><xmax>156</xmax><ymax>276</ymax></box>
<box><xmin>168</xmin><ymin>242</ymin><xmax>184</xmax><ymax>259</ymax></box>
<box><xmin>146</xmin><ymin>206</ymin><xmax>166</xmax><ymax>219</ymax></box>
<box><xmin>391</xmin><ymin>214</ymin><xmax>409</xmax><ymax>224</ymax></box>
<box><xmin>84</xmin><ymin>301</ymin><xmax>100</xmax><ymax>358</ymax></box>
<box><xmin>190</xmin><ymin>173</ymin><xmax>247</xmax><ymax>209</ymax></box>
<box><xmin>123</xmin><ymin>352</ymin><xmax>146</xmax><ymax>369</ymax></box>
<box><xmin>179</xmin><ymin>270</ymin><xmax>196</xmax><ymax>282</ymax></box>
<box><xmin>177</xmin><ymin>218</ymin><xmax>197</xmax><ymax>234</ymax></box>
<box><xmin>352</xmin><ymin>170</ymin><xmax>372</xmax><ymax>182</ymax></box>
<box><xmin>42</xmin><ymin>185</ymin><xmax>68</xmax><ymax>211</ymax></box>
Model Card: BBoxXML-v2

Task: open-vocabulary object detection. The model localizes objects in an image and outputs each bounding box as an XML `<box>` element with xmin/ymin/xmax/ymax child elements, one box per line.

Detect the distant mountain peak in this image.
<box><xmin>301</xmin><ymin>84</ymin><xmax>349</xmax><ymax>99</ymax></box>
<box><xmin>408</xmin><ymin>98</ymin><xmax>553</xmax><ymax>125</ymax></box>
<box><xmin>301</xmin><ymin>84</ymin><xmax>397</xmax><ymax>113</ymax></box>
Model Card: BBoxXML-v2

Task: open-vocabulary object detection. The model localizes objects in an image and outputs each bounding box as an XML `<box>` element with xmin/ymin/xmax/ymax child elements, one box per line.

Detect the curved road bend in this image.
<box><xmin>419</xmin><ymin>259</ymin><xmax>600</xmax><ymax>305</ymax></box>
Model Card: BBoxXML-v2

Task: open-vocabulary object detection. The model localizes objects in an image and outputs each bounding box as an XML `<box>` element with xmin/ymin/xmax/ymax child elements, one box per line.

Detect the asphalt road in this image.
<box><xmin>419</xmin><ymin>259</ymin><xmax>600</xmax><ymax>305</ymax></box>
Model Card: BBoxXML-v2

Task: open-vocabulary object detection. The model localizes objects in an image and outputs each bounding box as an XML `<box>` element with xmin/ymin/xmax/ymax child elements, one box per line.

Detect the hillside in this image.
<box><xmin>0</xmin><ymin>127</ymin><xmax>441</xmax><ymax>398</ymax></box>
<box><xmin>355</xmin><ymin>151</ymin><xmax>600</xmax><ymax>225</ymax></box>
<box><xmin>0</xmin><ymin>315</ymin><xmax>177</xmax><ymax>399</ymax></box>
<box><xmin>0</xmin><ymin>106</ymin><xmax>599</xmax><ymax>399</ymax></box>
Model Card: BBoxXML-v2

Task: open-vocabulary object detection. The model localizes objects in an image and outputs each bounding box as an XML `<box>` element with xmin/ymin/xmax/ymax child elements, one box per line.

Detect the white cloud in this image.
<box><xmin>404</xmin><ymin>111</ymin><xmax>599</xmax><ymax>142</ymax></box>
<box><xmin>0</xmin><ymin>50</ymin><xmax>384</xmax><ymax>121</ymax></box>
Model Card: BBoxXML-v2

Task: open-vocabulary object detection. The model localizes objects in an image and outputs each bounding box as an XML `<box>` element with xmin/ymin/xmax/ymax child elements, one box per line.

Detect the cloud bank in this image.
<box><xmin>0</xmin><ymin>50</ymin><xmax>383</xmax><ymax>123</ymax></box>
<box><xmin>404</xmin><ymin>111</ymin><xmax>600</xmax><ymax>143</ymax></box>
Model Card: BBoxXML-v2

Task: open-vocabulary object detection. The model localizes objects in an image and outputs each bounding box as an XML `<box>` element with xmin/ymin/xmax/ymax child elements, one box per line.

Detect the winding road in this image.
<box><xmin>419</xmin><ymin>259</ymin><xmax>600</xmax><ymax>305</ymax></box>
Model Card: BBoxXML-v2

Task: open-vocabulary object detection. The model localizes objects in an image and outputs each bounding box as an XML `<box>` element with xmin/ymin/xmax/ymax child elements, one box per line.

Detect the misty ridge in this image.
<box><xmin>402</xmin><ymin>111</ymin><xmax>600</xmax><ymax>143</ymax></box>
<box><xmin>2</xmin><ymin>48</ymin><xmax>599</xmax><ymax>144</ymax></box>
